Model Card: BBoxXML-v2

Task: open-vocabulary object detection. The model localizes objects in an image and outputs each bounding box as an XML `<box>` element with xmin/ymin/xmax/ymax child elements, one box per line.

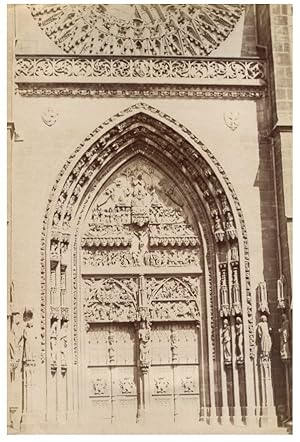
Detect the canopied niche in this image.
<box><xmin>41</xmin><ymin>103</ymin><xmax>257</xmax><ymax>429</ymax></box>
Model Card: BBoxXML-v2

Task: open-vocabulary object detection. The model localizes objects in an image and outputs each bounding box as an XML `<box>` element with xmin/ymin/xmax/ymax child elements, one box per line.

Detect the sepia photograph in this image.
<box><xmin>6</xmin><ymin>1</ymin><xmax>293</xmax><ymax>436</ymax></box>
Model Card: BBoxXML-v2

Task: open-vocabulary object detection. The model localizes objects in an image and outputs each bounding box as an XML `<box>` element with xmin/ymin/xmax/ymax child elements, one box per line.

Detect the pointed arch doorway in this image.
<box><xmin>80</xmin><ymin>157</ymin><xmax>205</xmax><ymax>426</ymax></box>
<box><xmin>43</xmin><ymin>105</ymin><xmax>256</xmax><ymax>431</ymax></box>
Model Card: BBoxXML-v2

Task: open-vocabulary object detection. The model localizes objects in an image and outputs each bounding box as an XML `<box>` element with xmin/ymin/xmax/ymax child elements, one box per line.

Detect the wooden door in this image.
<box><xmin>86</xmin><ymin>324</ymin><xmax>138</xmax><ymax>424</ymax></box>
<box><xmin>149</xmin><ymin>323</ymin><xmax>201</xmax><ymax>424</ymax></box>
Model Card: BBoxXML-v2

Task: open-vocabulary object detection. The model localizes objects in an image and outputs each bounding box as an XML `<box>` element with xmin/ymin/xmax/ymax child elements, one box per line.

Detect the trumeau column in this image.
<box><xmin>136</xmin><ymin>275</ymin><xmax>151</xmax><ymax>424</ymax></box>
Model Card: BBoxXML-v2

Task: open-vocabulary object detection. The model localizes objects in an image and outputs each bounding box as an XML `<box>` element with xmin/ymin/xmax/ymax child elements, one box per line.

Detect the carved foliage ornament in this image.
<box><xmin>30</xmin><ymin>4</ymin><xmax>243</xmax><ymax>57</ymax></box>
<box><xmin>83</xmin><ymin>278</ymin><xmax>138</xmax><ymax>323</ymax></box>
<box><xmin>147</xmin><ymin>277</ymin><xmax>201</xmax><ymax>321</ymax></box>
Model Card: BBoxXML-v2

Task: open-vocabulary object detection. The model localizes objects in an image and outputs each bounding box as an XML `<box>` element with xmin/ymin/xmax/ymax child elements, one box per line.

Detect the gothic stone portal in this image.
<box><xmin>81</xmin><ymin>159</ymin><xmax>206</xmax><ymax>426</ymax></box>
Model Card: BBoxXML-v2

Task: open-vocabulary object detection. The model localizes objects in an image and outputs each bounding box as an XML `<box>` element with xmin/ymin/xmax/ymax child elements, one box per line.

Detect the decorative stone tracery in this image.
<box><xmin>40</xmin><ymin>103</ymin><xmax>255</xmax><ymax>426</ymax></box>
<box><xmin>29</xmin><ymin>4</ymin><xmax>244</xmax><ymax>57</ymax></box>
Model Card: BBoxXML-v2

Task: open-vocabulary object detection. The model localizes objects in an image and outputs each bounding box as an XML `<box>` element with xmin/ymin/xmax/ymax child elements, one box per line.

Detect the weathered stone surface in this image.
<box><xmin>7</xmin><ymin>4</ymin><xmax>292</xmax><ymax>435</ymax></box>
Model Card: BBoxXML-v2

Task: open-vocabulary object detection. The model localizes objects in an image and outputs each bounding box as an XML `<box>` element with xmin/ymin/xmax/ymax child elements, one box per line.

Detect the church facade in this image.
<box><xmin>7</xmin><ymin>4</ymin><xmax>292</xmax><ymax>434</ymax></box>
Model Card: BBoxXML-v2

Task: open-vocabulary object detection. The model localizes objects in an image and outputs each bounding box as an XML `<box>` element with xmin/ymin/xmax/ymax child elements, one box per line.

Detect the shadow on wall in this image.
<box><xmin>253</xmin><ymin>98</ymin><xmax>288</xmax><ymax>424</ymax></box>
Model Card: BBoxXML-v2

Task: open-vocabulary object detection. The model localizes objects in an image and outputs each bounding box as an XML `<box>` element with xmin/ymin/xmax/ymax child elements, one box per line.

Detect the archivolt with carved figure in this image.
<box><xmin>32</xmin><ymin>105</ymin><xmax>261</xmax><ymax>429</ymax></box>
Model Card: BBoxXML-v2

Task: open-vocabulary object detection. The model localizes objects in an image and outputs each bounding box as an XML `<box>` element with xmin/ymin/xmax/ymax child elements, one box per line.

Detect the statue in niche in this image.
<box><xmin>20</xmin><ymin>309</ymin><xmax>38</xmax><ymax>422</ymax></box>
<box><xmin>22</xmin><ymin>309</ymin><xmax>38</xmax><ymax>366</ymax></box>
<box><xmin>278</xmin><ymin>313</ymin><xmax>291</xmax><ymax>361</ymax></box>
<box><xmin>225</xmin><ymin>212</ymin><xmax>236</xmax><ymax>239</ymax></box>
<box><xmin>256</xmin><ymin>314</ymin><xmax>272</xmax><ymax>361</ymax></box>
<box><xmin>52</xmin><ymin>211</ymin><xmax>60</xmax><ymax>227</ymax></box>
<box><xmin>9</xmin><ymin>312</ymin><xmax>22</xmax><ymax>373</ymax></box>
<box><xmin>235</xmin><ymin>316</ymin><xmax>244</xmax><ymax>365</ymax></box>
<box><xmin>170</xmin><ymin>329</ymin><xmax>179</xmax><ymax>361</ymax></box>
<box><xmin>231</xmin><ymin>245</ymin><xmax>239</xmax><ymax>261</ymax></box>
<box><xmin>220</xmin><ymin>267</ymin><xmax>229</xmax><ymax>308</ymax></box>
<box><xmin>213</xmin><ymin>213</ymin><xmax>225</xmax><ymax>242</ymax></box>
<box><xmin>60</xmin><ymin>321</ymin><xmax>68</xmax><ymax>367</ymax></box>
<box><xmin>139</xmin><ymin>323</ymin><xmax>151</xmax><ymax>372</ymax></box>
<box><xmin>108</xmin><ymin>331</ymin><xmax>116</xmax><ymax>363</ymax></box>
<box><xmin>221</xmin><ymin>318</ymin><xmax>232</xmax><ymax>365</ymax></box>
<box><xmin>50</xmin><ymin>321</ymin><xmax>58</xmax><ymax>365</ymax></box>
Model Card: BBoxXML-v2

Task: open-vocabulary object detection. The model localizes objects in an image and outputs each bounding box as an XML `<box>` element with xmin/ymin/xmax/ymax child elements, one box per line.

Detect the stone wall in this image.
<box><xmin>8</xmin><ymin>4</ymin><xmax>292</xmax><ymax>432</ymax></box>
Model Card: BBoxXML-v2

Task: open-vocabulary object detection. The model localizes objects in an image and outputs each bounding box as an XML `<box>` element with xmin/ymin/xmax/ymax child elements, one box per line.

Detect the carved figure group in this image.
<box><xmin>83</xmin><ymin>247</ymin><xmax>201</xmax><ymax>268</ymax></box>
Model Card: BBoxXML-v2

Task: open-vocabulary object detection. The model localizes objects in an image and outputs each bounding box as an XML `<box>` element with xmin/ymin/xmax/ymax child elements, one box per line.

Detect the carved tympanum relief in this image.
<box><xmin>82</xmin><ymin>159</ymin><xmax>202</xmax><ymax>327</ymax></box>
<box><xmin>30</xmin><ymin>4</ymin><xmax>243</xmax><ymax>57</ymax></box>
<box><xmin>81</xmin><ymin>159</ymin><xmax>201</xmax><ymax>271</ymax></box>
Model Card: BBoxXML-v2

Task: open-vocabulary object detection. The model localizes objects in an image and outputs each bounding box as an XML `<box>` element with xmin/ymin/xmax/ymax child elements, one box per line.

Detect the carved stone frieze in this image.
<box><xmin>146</xmin><ymin>277</ymin><xmax>200</xmax><ymax>321</ymax></box>
<box><xmin>83</xmin><ymin>277</ymin><xmax>138</xmax><ymax>323</ymax></box>
<box><xmin>29</xmin><ymin>4</ymin><xmax>244</xmax><ymax>57</ymax></box>
<box><xmin>149</xmin><ymin>224</ymin><xmax>199</xmax><ymax>247</ymax></box>
<box><xmin>16</xmin><ymin>56</ymin><xmax>266</xmax><ymax>86</ymax></box>
<box><xmin>18</xmin><ymin>84</ymin><xmax>265</xmax><ymax>99</ymax></box>
<box><xmin>82</xmin><ymin>248</ymin><xmax>200</xmax><ymax>268</ymax></box>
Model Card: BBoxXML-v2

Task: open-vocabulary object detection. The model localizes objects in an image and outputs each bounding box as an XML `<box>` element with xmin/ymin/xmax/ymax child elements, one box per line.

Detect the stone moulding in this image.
<box><xmin>15</xmin><ymin>55</ymin><xmax>266</xmax><ymax>86</ymax></box>
<box><xmin>16</xmin><ymin>85</ymin><xmax>264</xmax><ymax>99</ymax></box>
